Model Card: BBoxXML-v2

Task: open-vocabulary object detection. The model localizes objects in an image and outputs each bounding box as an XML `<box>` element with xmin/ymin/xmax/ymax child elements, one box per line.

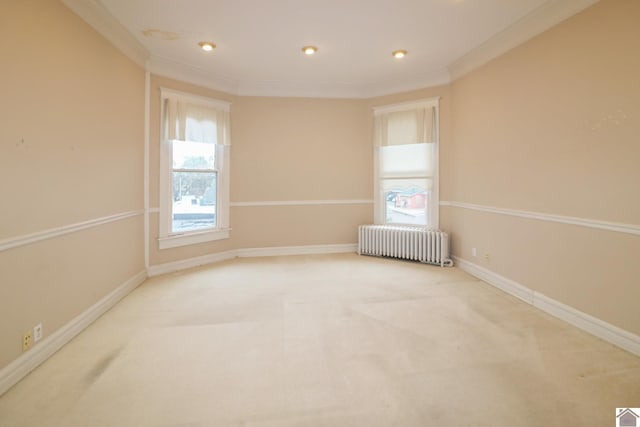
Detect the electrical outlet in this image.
<box><xmin>33</xmin><ymin>323</ymin><xmax>43</xmax><ymax>342</ymax></box>
<box><xmin>484</xmin><ymin>252</ymin><xmax>491</xmax><ymax>263</ymax></box>
<box><xmin>23</xmin><ymin>331</ymin><xmax>33</xmax><ymax>352</ymax></box>
<box><xmin>471</xmin><ymin>247</ymin><xmax>477</xmax><ymax>257</ymax></box>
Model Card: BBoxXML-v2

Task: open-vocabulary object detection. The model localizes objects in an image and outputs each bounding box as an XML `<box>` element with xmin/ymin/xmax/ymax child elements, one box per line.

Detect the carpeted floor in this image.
<box><xmin>0</xmin><ymin>253</ymin><xmax>638</xmax><ymax>426</ymax></box>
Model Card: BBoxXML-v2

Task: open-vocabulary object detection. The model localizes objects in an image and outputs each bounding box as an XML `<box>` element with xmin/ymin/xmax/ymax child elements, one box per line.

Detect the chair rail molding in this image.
<box><xmin>440</xmin><ymin>201</ymin><xmax>640</xmax><ymax>236</ymax></box>
<box><xmin>230</xmin><ymin>199</ymin><xmax>374</xmax><ymax>207</ymax></box>
<box><xmin>0</xmin><ymin>210</ymin><xmax>144</xmax><ymax>253</ymax></box>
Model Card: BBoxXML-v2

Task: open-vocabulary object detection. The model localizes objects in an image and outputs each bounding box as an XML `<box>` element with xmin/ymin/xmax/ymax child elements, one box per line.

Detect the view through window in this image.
<box><xmin>380</xmin><ymin>143</ymin><xmax>433</xmax><ymax>225</ymax></box>
<box><xmin>171</xmin><ymin>140</ymin><xmax>217</xmax><ymax>233</ymax></box>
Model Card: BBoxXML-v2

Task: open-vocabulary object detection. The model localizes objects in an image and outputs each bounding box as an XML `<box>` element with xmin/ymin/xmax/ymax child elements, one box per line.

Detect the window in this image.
<box><xmin>159</xmin><ymin>89</ymin><xmax>231</xmax><ymax>249</ymax></box>
<box><xmin>373</xmin><ymin>98</ymin><xmax>439</xmax><ymax>228</ymax></box>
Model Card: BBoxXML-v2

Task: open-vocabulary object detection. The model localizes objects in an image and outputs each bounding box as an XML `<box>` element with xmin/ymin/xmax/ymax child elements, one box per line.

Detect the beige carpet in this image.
<box><xmin>1</xmin><ymin>253</ymin><xmax>639</xmax><ymax>426</ymax></box>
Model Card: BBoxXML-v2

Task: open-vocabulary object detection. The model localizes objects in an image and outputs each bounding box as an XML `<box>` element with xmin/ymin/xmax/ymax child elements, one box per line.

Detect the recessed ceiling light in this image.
<box><xmin>392</xmin><ymin>50</ymin><xmax>407</xmax><ymax>59</ymax></box>
<box><xmin>198</xmin><ymin>41</ymin><xmax>216</xmax><ymax>52</ymax></box>
<box><xmin>302</xmin><ymin>46</ymin><xmax>318</xmax><ymax>55</ymax></box>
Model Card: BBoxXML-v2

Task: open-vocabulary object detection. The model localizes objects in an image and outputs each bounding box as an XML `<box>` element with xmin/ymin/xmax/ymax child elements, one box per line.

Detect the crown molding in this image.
<box><xmin>63</xmin><ymin>0</ymin><xmax>598</xmax><ymax>98</ymax></box>
<box><xmin>448</xmin><ymin>0</ymin><xmax>600</xmax><ymax>81</ymax></box>
<box><xmin>234</xmin><ymin>67</ymin><xmax>451</xmax><ymax>98</ymax></box>
<box><xmin>147</xmin><ymin>55</ymin><xmax>239</xmax><ymax>95</ymax></box>
<box><xmin>235</xmin><ymin>79</ymin><xmax>367</xmax><ymax>99</ymax></box>
<box><xmin>58</xmin><ymin>0</ymin><xmax>449</xmax><ymax>99</ymax></box>
<box><xmin>361</xmin><ymin>69</ymin><xmax>451</xmax><ymax>98</ymax></box>
<box><xmin>61</xmin><ymin>0</ymin><xmax>149</xmax><ymax>67</ymax></box>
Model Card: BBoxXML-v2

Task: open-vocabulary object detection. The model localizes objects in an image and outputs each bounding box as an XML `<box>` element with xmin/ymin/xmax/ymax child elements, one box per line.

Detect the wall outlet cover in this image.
<box><xmin>33</xmin><ymin>323</ymin><xmax>43</xmax><ymax>342</ymax></box>
<box><xmin>23</xmin><ymin>331</ymin><xmax>33</xmax><ymax>352</ymax></box>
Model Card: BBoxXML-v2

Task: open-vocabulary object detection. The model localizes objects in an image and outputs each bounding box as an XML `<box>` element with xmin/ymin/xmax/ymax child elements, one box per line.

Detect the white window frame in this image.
<box><xmin>373</xmin><ymin>97</ymin><xmax>440</xmax><ymax>229</ymax></box>
<box><xmin>158</xmin><ymin>88</ymin><xmax>231</xmax><ymax>249</ymax></box>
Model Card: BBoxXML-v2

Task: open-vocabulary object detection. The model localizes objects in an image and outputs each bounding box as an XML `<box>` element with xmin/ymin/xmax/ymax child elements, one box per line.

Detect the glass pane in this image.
<box><xmin>382</xmin><ymin>178</ymin><xmax>431</xmax><ymax>226</ymax></box>
<box><xmin>172</xmin><ymin>172</ymin><xmax>216</xmax><ymax>233</ymax></box>
<box><xmin>172</xmin><ymin>140</ymin><xmax>215</xmax><ymax>170</ymax></box>
<box><xmin>380</xmin><ymin>143</ymin><xmax>434</xmax><ymax>178</ymax></box>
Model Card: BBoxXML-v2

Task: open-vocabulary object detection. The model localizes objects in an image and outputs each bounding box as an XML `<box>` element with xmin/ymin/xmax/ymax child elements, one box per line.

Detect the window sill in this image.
<box><xmin>158</xmin><ymin>228</ymin><xmax>230</xmax><ymax>250</ymax></box>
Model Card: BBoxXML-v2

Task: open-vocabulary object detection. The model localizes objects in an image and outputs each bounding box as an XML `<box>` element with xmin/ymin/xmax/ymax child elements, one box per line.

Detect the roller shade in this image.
<box><xmin>380</xmin><ymin>143</ymin><xmax>434</xmax><ymax>178</ymax></box>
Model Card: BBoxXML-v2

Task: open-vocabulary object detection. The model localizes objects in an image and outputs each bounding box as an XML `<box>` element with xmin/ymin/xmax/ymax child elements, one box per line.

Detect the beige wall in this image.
<box><xmin>231</xmin><ymin>96</ymin><xmax>371</xmax><ymax>249</ymax></box>
<box><xmin>2</xmin><ymin>0</ymin><xmax>636</xmax><ymax>380</ymax></box>
<box><xmin>0</xmin><ymin>1</ymin><xmax>145</xmax><ymax>369</ymax></box>
<box><xmin>443</xmin><ymin>0</ymin><xmax>640</xmax><ymax>334</ymax></box>
<box><xmin>148</xmin><ymin>77</ymin><xmax>373</xmax><ymax>264</ymax></box>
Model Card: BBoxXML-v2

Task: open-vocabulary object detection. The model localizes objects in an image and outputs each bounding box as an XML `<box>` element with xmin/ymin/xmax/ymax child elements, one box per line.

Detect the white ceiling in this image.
<box><xmin>66</xmin><ymin>0</ymin><xmax>598</xmax><ymax>97</ymax></box>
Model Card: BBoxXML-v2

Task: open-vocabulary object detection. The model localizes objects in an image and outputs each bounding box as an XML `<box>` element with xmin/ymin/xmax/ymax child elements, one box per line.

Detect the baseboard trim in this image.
<box><xmin>453</xmin><ymin>256</ymin><xmax>534</xmax><ymax>304</ymax></box>
<box><xmin>0</xmin><ymin>270</ymin><xmax>147</xmax><ymax>396</ymax></box>
<box><xmin>146</xmin><ymin>251</ymin><xmax>237</xmax><ymax>277</ymax></box>
<box><xmin>147</xmin><ymin>243</ymin><xmax>358</xmax><ymax>277</ymax></box>
<box><xmin>533</xmin><ymin>293</ymin><xmax>640</xmax><ymax>357</ymax></box>
<box><xmin>236</xmin><ymin>243</ymin><xmax>357</xmax><ymax>258</ymax></box>
<box><xmin>453</xmin><ymin>256</ymin><xmax>640</xmax><ymax>357</ymax></box>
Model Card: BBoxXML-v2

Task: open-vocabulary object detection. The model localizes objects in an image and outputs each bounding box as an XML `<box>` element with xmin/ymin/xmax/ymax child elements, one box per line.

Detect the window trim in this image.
<box><xmin>158</xmin><ymin>88</ymin><xmax>231</xmax><ymax>250</ymax></box>
<box><xmin>373</xmin><ymin>97</ymin><xmax>440</xmax><ymax>229</ymax></box>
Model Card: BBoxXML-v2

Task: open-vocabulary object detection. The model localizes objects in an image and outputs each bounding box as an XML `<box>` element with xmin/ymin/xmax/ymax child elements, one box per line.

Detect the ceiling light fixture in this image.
<box><xmin>392</xmin><ymin>50</ymin><xmax>407</xmax><ymax>59</ymax></box>
<box><xmin>198</xmin><ymin>41</ymin><xmax>216</xmax><ymax>52</ymax></box>
<box><xmin>302</xmin><ymin>46</ymin><xmax>318</xmax><ymax>55</ymax></box>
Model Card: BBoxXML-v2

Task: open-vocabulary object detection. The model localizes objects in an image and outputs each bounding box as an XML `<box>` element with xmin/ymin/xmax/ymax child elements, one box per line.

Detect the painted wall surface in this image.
<box><xmin>0</xmin><ymin>1</ymin><xmax>145</xmax><ymax>369</ymax></box>
<box><xmin>231</xmin><ymin>96</ymin><xmax>372</xmax><ymax>249</ymax></box>
<box><xmin>2</xmin><ymin>0</ymin><xmax>637</xmax><ymax>383</ymax></box>
<box><xmin>148</xmin><ymin>76</ymin><xmax>373</xmax><ymax>265</ymax></box>
<box><xmin>443</xmin><ymin>0</ymin><xmax>640</xmax><ymax>334</ymax></box>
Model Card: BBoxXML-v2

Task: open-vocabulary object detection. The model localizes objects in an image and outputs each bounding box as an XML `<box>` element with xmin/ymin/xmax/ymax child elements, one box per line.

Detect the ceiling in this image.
<box><xmin>65</xmin><ymin>0</ymin><xmax>598</xmax><ymax>98</ymax></box>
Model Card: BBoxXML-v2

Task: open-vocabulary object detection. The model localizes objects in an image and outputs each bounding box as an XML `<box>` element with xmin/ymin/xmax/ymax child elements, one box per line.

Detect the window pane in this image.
<box><xmin>172</xmin><ymin>140</ymin><xmax>215</xmax><ymax>170</ymax></box>
<box><xmin>380</xmin><ymin>143</ymin><xmax>434</xmax><ymax>178</ymax></box>
<box><xmin>382</xmin><ymin>178</ymin><xmax>431</xmax><ymax>226</ymax></box>
<box><xmin>172</xmin><ymin>172</ymin><xmax>216</xmax><ymax>233</ymax></box>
